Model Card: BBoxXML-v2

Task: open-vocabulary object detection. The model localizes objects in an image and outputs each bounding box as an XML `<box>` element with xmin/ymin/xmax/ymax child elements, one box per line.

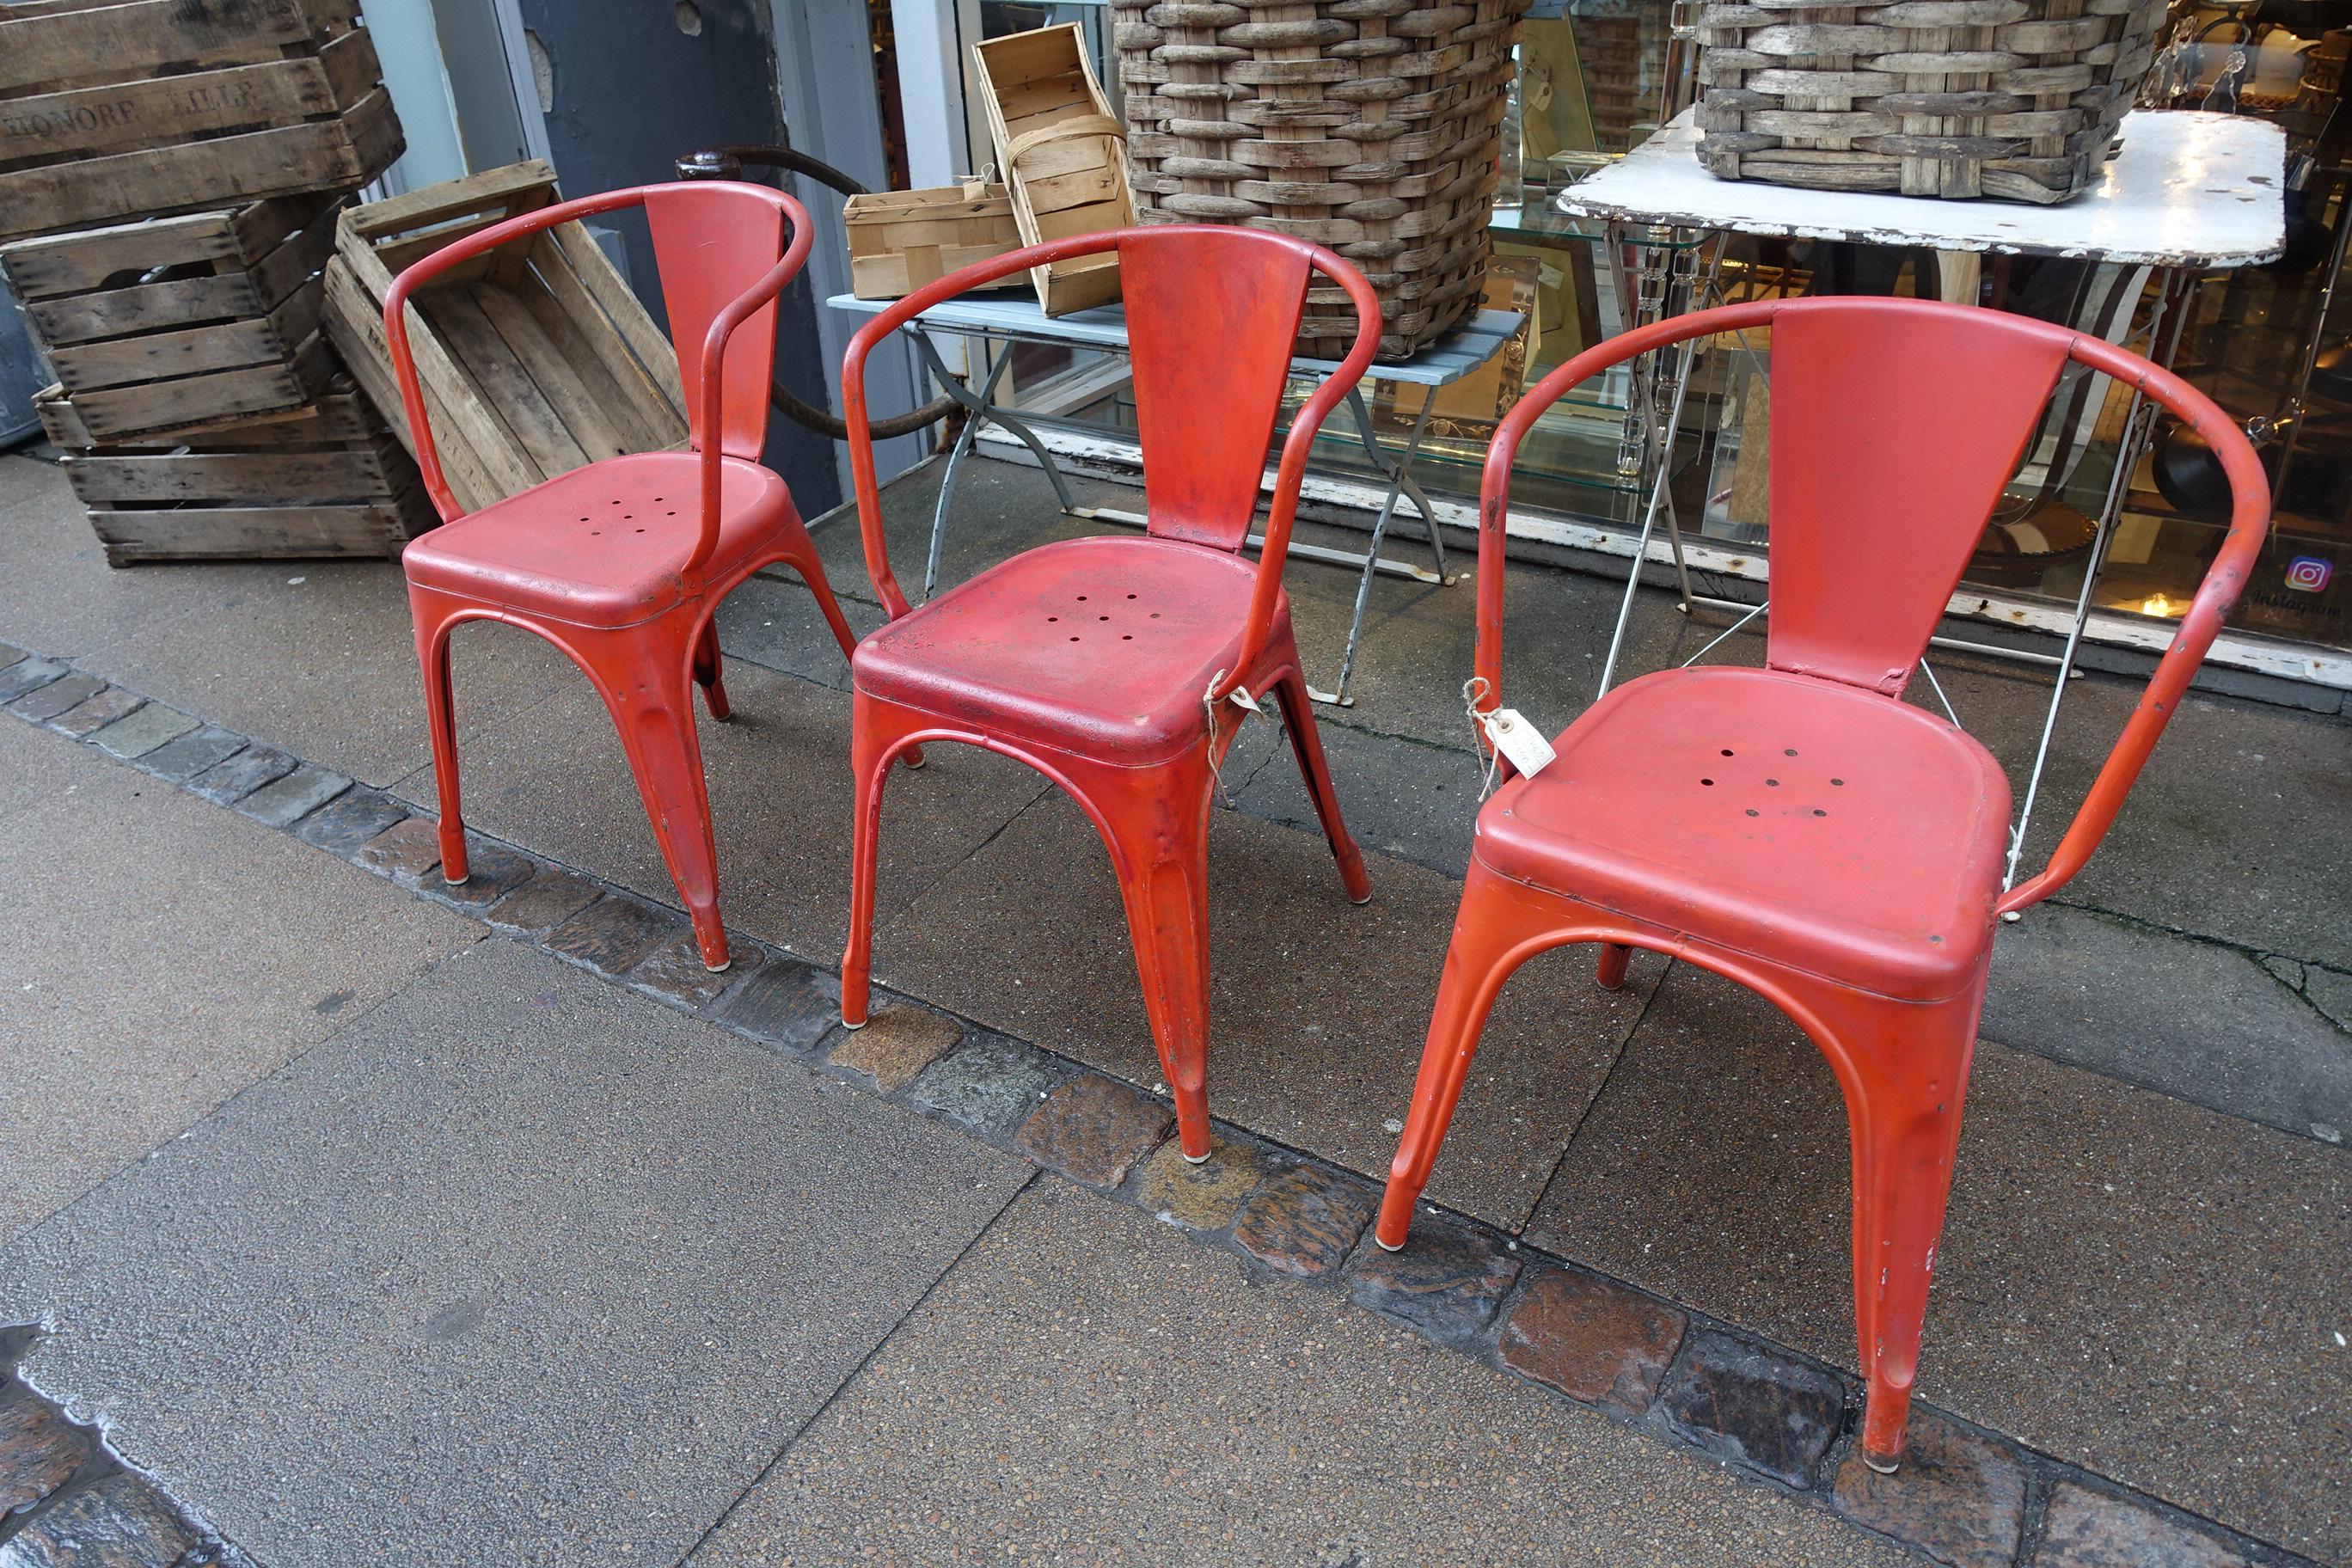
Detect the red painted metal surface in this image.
<box><xmin>1376</xmin><ymin>297</ymin><xmax>2269</xmax><ymax>1472</ymax></box>
<box><xmin>389</xmin><ymin>181</ymin><xmax>861</xmax><ymax>972</ymax></box>
<box><xmin>838</xmin><ymin>225</ymin><xmax>1381</xmax><ymax>1160</ymax></box>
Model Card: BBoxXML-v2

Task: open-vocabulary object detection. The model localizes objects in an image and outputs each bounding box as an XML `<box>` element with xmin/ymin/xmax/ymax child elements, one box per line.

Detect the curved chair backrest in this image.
<box><xmin>1479</xmin><ymin>296</ymin><xmax>2270</xmax><ymax>912</ymax></box>
<box><xmin>384</xmin><ymin>180</ymin><xmax>812</xmax><ymax>526</ymax></box>
<box><xmin>842</xmin><ymin>224</ymin><xmax>1381</xmax><ymax>695</ymax></box>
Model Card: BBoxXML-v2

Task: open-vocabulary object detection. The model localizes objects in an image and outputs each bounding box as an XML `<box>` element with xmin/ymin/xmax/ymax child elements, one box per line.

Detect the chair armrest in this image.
<box><xmin>1997</xmin><ymin>337</ymin><xmax>2269</xmax><ymax>914</ymax></box>
<box><xmin>841</xmin><ymin>232</ymin><xmax>1124</xmax><ymax>622</ymax></box>
<box><xmin>1219</xmin><ymin>248</ymin><xmax>1384</xmax><ymax>700</ymax></box>
<box><xmin>1471</xmin><ymin>300</ymin><xmax>1780</xmax><ymax>763</ymax></box>
<box><xmin>383</xmin><ymin>187</ymin><xmax>648</xmax><ymax>523</ymax></box>
<box><xmin>682</xmin><ymin>187</ymin><xmax>814</xmax><ymax>585</ymax></box>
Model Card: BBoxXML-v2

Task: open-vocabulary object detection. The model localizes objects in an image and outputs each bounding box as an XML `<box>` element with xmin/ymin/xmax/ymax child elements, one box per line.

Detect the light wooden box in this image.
<box><xmin>322</xmin><ymin>161</ymin><xmax>689</xmax><ymax>517</ymax></box>
<box><xmin>970</xmin><ymin>24</ymin><xmax>1132</xmax><ymax>315</ymax></box>
<box><xmin>844</xmin><ymin>179</ymin><xmax>1024</xmax><ymax>300</ymax></box>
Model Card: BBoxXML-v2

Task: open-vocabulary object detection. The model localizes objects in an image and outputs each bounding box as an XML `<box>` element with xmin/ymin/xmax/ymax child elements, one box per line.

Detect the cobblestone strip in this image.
<box><xmin>0</xmin><ymin>1330</ymin><xmax>242</xmax><ymax>1566</ymax></box>
<box><xmin>0</xmin><ymin>643</ymin><xmax>2317</xmax><ymax>1568</ymax></box>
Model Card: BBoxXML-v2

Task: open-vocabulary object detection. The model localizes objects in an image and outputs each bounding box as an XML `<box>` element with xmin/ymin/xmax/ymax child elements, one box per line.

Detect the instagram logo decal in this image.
<box><xmin>2285</xmin><ymin>556</ymin><xmax>2333</xmax><ymax>594</ymax></box>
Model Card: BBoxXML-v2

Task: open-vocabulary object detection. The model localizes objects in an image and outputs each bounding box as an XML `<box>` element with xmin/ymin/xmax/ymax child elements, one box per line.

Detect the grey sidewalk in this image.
<box><xmin>3</xmin><ymin>444</ymin><xmax>2348</xmax><ymax>1565</ymax></box>
<box><xmin>0</xmin><ymin>707</ymin><xmax>1903</xmax><ymax>1566</ymax></box>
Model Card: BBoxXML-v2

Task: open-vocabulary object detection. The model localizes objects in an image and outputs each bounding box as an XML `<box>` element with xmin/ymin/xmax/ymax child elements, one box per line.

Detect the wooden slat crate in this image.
<box><xmin>971</xmin><ymin>25</ymin><xmax>1134</xmax><ymax>315</ymax></box>
<box><xmin>1</xmin><ymin>193</ymin><xmax>344</xmax><ymax>439</ymax></box>
<box><xmin>0</xmin><ymin>0</ymin><xmax>401</xmax><ymax>243</ymax></box>
<box><xmin>322</xmin><ymin>161</ymin><xmax>691</xmax><ymax>517</ymax></box>
<box><xmin>34</xmin><ymin>379</ymin><xmax>434</xmax><ymax>565</ymax></box>
<box><xmin>844</xmin><ymin>179</ymin><xmax>1024</xmax><ymax>299</ymax></box>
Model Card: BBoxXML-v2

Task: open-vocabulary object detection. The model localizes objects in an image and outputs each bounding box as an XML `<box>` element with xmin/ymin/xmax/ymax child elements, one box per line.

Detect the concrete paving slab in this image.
<box><xmin>0</xmin><ymin>720</ymin><xmax>480</xmax><ymax>1246</ymax></box>
<box><xmin>0</xmin><ymin>940</ymin><xmax>1034</xmax><ymax>1568</ymax></box>
<box><xmin>389</xmin><ymin>656</ymin><xmax>1050</xmax><ymax>960</ymax></box>
<box><xmin>869</xmin><ymin>790</ymin><xmax>1667</xmax><ymax>1231</ymax></box>
<box><xmin>1984</xmin><ymin>901</ymin><xmax>2352</xmax><ymax>1142</ymax></box>
<box><xmin>689</xmin><ymin>1181</ymin><xmax>1914</xmax><ymax>1568</ymax></box>
<box><xmin>1524</xmin><ymin>965</ymin><xmax>2352</xmax><ymax>1564</ymax></box>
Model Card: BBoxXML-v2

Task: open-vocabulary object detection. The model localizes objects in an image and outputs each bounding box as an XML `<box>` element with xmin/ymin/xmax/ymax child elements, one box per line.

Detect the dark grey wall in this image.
<box><xmin>513</xmin><ymin>0</ymin><xmax>839</xmax><ymax>511</ymax></box>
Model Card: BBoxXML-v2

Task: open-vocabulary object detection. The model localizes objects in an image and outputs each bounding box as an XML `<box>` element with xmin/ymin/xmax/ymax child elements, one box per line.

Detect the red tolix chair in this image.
<box><xmin>1375</xmin><ymin>297</ymin><xmax>2268</xmax><ymax>1472</ymax></box>
<box><xmin>837</xmin><ymin>225</ymin><xmax>1381</xmax><ymax>1161</ymax></box>
<box><xmin>388</xmin><ymin>181</ymin><xmax>862</xmax><ymax>973</ymax></box>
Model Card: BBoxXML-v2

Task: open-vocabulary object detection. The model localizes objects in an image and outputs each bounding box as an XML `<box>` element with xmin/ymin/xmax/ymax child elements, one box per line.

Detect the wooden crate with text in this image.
<box><xmin>0</xmin><ymin>0</ymin><xmax>401</xmax><ymax>242</ymax></box>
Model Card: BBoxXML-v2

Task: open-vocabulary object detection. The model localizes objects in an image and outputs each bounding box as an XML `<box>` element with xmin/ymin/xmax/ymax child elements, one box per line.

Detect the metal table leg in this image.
<box><xmin>1313</xmin><ymin>386</ymin><xmax>1445</xmax><ymax>706</ymax></box>
<box><xmin>903</xmin><ymin>328</ymin><xmax>1078</xmax><ymax>600</ymax></box>
<box><xmin>2002</xmin><ymin>266</ymin><xmax>2197</xmax><ymax>892</ymax></box>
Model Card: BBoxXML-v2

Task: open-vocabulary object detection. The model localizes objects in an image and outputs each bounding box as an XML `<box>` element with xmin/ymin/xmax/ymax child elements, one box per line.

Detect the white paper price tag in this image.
<box><xmin>1477</xmin><ymin>707</ymin><xmax>1555</xmax><ymax>777</ymax></box>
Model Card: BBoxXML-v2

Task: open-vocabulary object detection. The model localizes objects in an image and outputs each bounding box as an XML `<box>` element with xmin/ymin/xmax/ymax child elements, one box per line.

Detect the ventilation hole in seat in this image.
<box><xmin>591</xmin><ymin>530</ymin><xmax>601</xmax><ymax>536</ymax></box>
<box><xmin>1126</xmin><ymin>593</ymin><xmax>1137</xmax><ymax>599</ymax></box>
<box><xmin>1765</xmin><ymin>778</ymin><xmax>1779</xmax><ymax>787</ymax></box>
<box><xmin>1122</xmin><ymin>634</ymin><xmax>1133</xmax><ymax>640</ymax></box>
<box><xmin>1831</xmin><ymin>778</ymin><xmax>1846</xmax><ymax>787</ymax></box>
<box><xmin>1812</xmin><ymin>808</ymin><xmax>1828</xmax><ymax>817</ymax></box>
<box><xmin>1720</xmin><ymin>748</ymin><xmax>1734</xmax><ymax>756</ymax></box>
<box><xmin>1928</xmin><ymin>934</ymin><xmax>1945</xmax><ymax>944</ymax></box>
<box><xmin>1700</xmin><ymin>778</ymin><xmax>1714</xmax><ymax>787</ymax></box>
<box><xmin>1099</xmin><ymin>615</ymin><xmax>1110</xmax><ymax>622</ymax></box>
<box><xmin>634</xmin><ymin>528</ymin><xmax>645</xmax><ymax>534</ymax></box>
<box><xmin>1149</xmin><ymin>612</ymin><xmax>1161</xmax><ymax>620</ymax></box>
<box><xmin>1785</xmin><ymin>748</ymin><xmax>1798</xmax><ymax>756</ymax></box>
<box><xmin>1744</xmin><ymin>808</ymin><xmax>1760</xmax><ymax>817</ymax></box>
<box><xmin>1076</xmin><ymin>595</ymin><xmax>1087</xmax><ymax>602</ymax></box>
<box><xmin>1069</xmin><ymin>635</ymin><xmax>1081</xmax><ymax>642</ymax></box>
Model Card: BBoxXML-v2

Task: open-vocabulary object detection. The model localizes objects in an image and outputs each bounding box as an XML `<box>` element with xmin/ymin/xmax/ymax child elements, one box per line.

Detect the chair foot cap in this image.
<box><xmin>1374</xmin><ymin>1235</ymin><xmax>1405</xmax><ymax>1253</ymax></box>
<box><xmin>443</xmin><ymin>873</ymin><xmax>469</xmax><ymax>887</ymax></box>
<box><xmin>1349</xmin><ymin>892</ymin><xmax>1374</xmax><ymax>906</ymax></box>
<box><xmin>1860</xmin><ymin>1450</ymin><xmax>1902</xmax><ymax>1476</ymax></box>
<box><xmin>704</xmin><ymin>959</ymin><xmax>731</xmax><ymax>974</ymax></box>
<box><xmin>1181</xmin><ymin>1148</ymin><xmax>1211</xmax><ymax>1165</ymax></box>
<box><xmin>841</xmin><ymin>1016</ymin><xmax>867</xmax><ymax>1032</ymax></box>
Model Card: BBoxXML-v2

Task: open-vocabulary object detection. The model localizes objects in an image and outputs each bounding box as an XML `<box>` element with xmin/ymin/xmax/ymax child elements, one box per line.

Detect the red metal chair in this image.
<box><xmin>388</xmin><ymin>181</ymin><xmax>861</xmax><ymax>972</ymax></box>
<box><xmin>1375</xmin><ymin>297</ymin><xmax>2269</xmax><ymax>1473</ymax></box>
<box><xmin>838</xmin><ymin>225</ymin><xmax>1381</xmax><ymax>1161</ymax></box>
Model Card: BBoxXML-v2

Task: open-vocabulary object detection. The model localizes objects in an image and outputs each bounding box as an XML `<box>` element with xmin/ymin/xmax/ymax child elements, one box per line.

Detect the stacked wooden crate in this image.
<box><xmin>1</xmin><ymin>0</ymin><xmax>410</xmax><ymax>562</ymax></box>
<box><xmin>33</xmin><ymin>380</ymin><xmax>430</xmax><ymax>565</ymax></box>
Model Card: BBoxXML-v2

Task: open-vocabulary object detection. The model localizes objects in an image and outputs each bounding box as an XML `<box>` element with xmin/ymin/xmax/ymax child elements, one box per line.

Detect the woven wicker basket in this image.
<box><xmin>1694</xmin><ymin>0</ymin><xmax>2170</xmax><ymax>205</ymax></box>
<box><xmin>1113</xmin><ymin>0</ymin><xmax>1531</xmax><ymax>359</ymax></box>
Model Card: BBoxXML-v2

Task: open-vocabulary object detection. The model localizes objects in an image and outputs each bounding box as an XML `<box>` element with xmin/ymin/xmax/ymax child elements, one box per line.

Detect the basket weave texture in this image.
<box><xmin>1113</xmin><ymin>0</ymin><xmax>1532</xmax><ymax>359</ymax></box>
<box><xmin>1694</xmin><ymin>0</ymin><xmax>2170</xmax><ymax>205</ymax></box>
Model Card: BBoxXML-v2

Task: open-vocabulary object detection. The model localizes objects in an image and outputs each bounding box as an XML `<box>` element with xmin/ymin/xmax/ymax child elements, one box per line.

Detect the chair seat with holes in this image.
<box><xmin>401</xmin><ymin>452</ymin><xmax>794</xmax><ymax>627</ymax></box>
<box><xmin>852</xmin><ymin>536</ymin><xmax>1279</xmax><ymax>762</ymax></box>
<box><xmin>1476</xmin><ymin>666</ymin><xmax>2011</xmax><ymax>1002</ymax></box>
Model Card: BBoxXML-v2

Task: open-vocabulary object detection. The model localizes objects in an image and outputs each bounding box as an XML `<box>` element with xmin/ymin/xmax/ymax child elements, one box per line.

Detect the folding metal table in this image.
<box><xmin>828</xmin><ymin>291</ymin><xmax>1523</xmax><ymax>705</ymax></box>
<box><xmin>1551</xmin><ymin>108</ymin><xmax>2285</xmax><ymax>888</ymax></box>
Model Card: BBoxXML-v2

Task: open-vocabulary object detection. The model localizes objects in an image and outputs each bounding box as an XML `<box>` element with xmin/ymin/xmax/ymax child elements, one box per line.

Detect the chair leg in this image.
<box><xmin>407</xmin><ymin>597</ymin><xmax>469</xmax><ymax>885</ymax></box>
<box><xmin>766</xmin><ymin>527</ymin><xmax>862</xmax><ymax>666</ymax></box>
<box><xmin>840</xmin><ymin>696</ymin><xmax>903</xmax><ymax>1028</ymax></box>
<box><xmin>1596</xmin><ymin>942</ymin><xmax>1632</xmax><ymax>989</ymax></box>
<box><xmin>691</xmin><ymin>621</ymin><xmax>732</xmax><ymax>723</ymax></box>
<box><xmin>1271</xmin><ymin>664</ymin><xmax>1370</xmax><ymax>904</ymax></box>
<box><xmin>582</xmin><ymin>622</ymin><xmax>730</xmax><ymax>971</ymax></box>
<box><xmin>1375</xmin><ymin>861</ymin><xmax>1547</xmax><ymax>1249</ymax></box>
<box><xmin>1080</xmin><ymin>756</ymin><xmax>1217</xmax><ymax>1161</ymax></box>
<box><xmin>1810</xmin><ymin>978</ymin><xmax>1984</xmax><ymax>1473</ymax></box>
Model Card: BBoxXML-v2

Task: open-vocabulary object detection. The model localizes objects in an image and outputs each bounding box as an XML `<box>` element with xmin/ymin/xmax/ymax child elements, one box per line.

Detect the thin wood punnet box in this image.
<box><xmin>971</xmin><ymin>24</ymin><xmax>1134</xmax><ymax>315</ymax></box>
<box><xmin>0</xmin><ymin>0</ymin><xmax>401</xmax><ymax>242</ymax></box>
<box><xmin>844</xmin><ymin>178</ymin><xmax>1024</xmax><ymax>299</ymax></box>
<box><xmin>323</xmin><ymin>161</ymin><xmax>690</xmax><ymax>517</ymax></box>
<box><xmin>35</xmin><ymin>380</ymin><xmax>433</xmax><ymax>565</ymax></box>
<box><xmin>0</xmin><ymin>193</ymin><xmax>342</xmax><ymax>440</ymax></box>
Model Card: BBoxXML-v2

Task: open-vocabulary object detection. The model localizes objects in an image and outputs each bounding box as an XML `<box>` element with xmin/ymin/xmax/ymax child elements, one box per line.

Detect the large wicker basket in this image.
<box><xmin>1114</xmin><ymin>0</ymin><xmax>1531</xmax><ymax>359</ymax></box>
<box><xmin>1694</xmin><ymin>0</ymin><xmax>2171</xmax><ymax>205</ymax></box>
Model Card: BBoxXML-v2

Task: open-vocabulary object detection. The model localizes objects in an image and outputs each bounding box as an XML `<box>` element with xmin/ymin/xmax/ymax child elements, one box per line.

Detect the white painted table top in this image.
<box><xmin>1555</xmin><ymin>108</ymin><xmax>2285</xmax><ymax>267</ymax></box>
